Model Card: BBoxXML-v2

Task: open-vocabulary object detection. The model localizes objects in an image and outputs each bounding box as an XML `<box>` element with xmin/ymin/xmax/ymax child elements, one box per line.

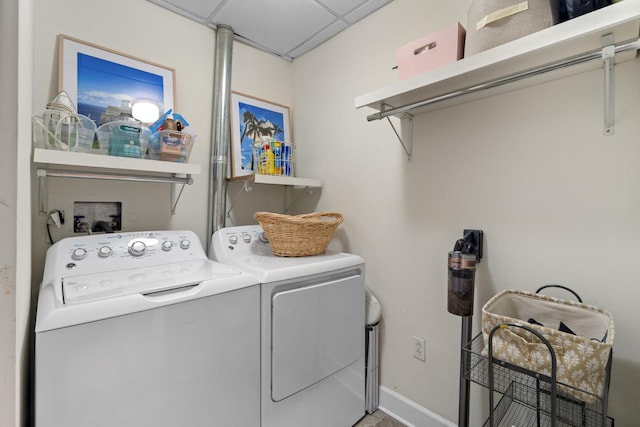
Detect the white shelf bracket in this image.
<box><xmin>37</xmin><ymin>169</ymin><xmax>48</xmax><ymax>215</ymax></box>
<box><xmin>170</xmin><ymin>174</ymin><xmax>192</xmax><ymax>215</ymax></box>
<box><xmin>283</xmin><ymin>185</ymin><xmax>314</xmax><ymax>213</ymax></box>
<box><xmin>226</xmin><ymin>180</ymin><xmax>253</xmax><ymax>219</ymax></box>
<box><xmin>601</xmin><ymin>34</ymin><xmax>615</xmax><ymax>136</ymax></box>
<box><xmin>382</xmin><ymin>103</ymin><xmax>414</xmax><ymax>161</ymax></box>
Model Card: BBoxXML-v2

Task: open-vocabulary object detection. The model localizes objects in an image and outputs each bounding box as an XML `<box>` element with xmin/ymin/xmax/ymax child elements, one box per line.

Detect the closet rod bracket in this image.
<box><xmin>382</xmin><ymin>103</ymin><xmax>413</xmax><ymax>161</ymax></box>
<box><xmin>37</xmin><ymin>168</ymin><xmax>194</xmax><ymax>215</ymax></box>
<box><xmin>602</xmin><ymin>34</ymin><xmax>615</xmax><ymax>136</ymax></box>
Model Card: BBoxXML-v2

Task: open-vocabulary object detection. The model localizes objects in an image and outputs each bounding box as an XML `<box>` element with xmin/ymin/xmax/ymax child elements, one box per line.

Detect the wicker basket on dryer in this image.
<box><xmin>253</xmin><ymin>211</ymin><xmax>343</xmax><ymax>257</ymax></box>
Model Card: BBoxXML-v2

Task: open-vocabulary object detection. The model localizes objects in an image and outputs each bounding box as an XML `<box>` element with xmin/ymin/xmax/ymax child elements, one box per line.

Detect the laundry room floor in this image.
<box><xmin>354</xmin><ymin>410</ymin><xmax>407</xmax><ymax>427</ymax></box>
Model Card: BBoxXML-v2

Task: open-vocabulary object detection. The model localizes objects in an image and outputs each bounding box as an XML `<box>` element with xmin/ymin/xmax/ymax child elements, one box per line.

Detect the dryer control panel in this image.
<box><xmin>210</xmin><ymin>225</ymin><xmax>363</xmax><ymax>284</ymax></box>
<box><xmin>210</xmin><ymin>225</ymin><xmax>273</xmax><ymax>260</ymax></box>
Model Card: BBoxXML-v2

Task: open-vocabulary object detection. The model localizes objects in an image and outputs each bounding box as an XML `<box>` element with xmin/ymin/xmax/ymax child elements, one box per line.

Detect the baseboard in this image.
<box><xmin>378</xmin><ymin>385</ymin><xmax>456</xmax><ymax>427</ymax></box>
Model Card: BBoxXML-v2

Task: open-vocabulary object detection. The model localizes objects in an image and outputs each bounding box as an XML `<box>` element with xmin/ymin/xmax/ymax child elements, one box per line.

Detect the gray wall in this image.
<box><xmin>0</xmin><ymin>0</ymin><xmax>18</xmax><ymax>424</ymax></box>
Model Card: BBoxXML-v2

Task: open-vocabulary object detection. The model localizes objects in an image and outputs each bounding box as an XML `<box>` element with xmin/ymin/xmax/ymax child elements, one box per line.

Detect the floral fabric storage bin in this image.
<box><xmin>482</xmin><ymin>289</ymin><xmax>614</xmax><ymax>403</ymax></box>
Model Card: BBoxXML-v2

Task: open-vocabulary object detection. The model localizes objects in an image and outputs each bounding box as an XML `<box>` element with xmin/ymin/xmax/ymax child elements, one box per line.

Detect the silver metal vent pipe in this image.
<box><xmin>207</xmin><ymin>24</ymin><xmax>233</xmax><ymax>249</ymax></box>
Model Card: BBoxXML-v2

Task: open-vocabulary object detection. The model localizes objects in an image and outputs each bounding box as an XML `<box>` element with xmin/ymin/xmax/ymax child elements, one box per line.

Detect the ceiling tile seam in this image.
<box><xmin>196</xmin><ymin>21</ymin><xmax>295</xmax><ymax>61</ymax></box>
<box><xmin>284</xmin><ymin>17</ymin><xmax>344</xmax><ymax>58</ymax></box>
<box><xmin>344</xmin><ymin>0</ymin><xmax>392</xmax><ymax>24</ymax></box>
<box><xmin>313</xmin><ymin>0</ymin><xmax>367</xmax><ymax>21</ymax></box>
<box><xmin>233</xmin><ymin>33</ymin><xmax>294</xmax><ymax>62</ymax></box>
<box><xmin>312</xmin><ymin>0</ymin><xmax>342</xmax><ymax>18</ymax></box>
<box><xmin>147</xmin><ymin>0</ymin><xmax>208</xmax><ymax>25</ymax></box>
<box><xmin>204</xmin><ymin>0</ymin><xmax>230</xmax><ymax>26</ymax></box>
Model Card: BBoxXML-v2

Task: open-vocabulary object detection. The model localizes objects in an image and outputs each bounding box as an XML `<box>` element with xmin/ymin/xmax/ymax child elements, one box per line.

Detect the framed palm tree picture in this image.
<box><xmin>230</xmin><ymin>92</ymin><xmax>291</xmax><ymax>178</ymax></box>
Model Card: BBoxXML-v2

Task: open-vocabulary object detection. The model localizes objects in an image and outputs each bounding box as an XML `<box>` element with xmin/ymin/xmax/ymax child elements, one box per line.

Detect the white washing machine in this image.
<box><xmin>210</xmin><ymin>225</ymin><xmax>366</xmax><ymax>427</ymax></box>
<box><xmin>35</xmin><ymin>230</ymin><xmax>260</xmax><ymax>427</ymax></box>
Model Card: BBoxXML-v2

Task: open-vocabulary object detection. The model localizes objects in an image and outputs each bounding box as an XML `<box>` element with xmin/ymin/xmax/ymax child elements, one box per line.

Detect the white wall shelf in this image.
<box><xmin>33</xmin><ymin>148</ymin><xmax>201</xmax><ymax>214</ymax></box>
<box><xmin>226</xmin><ymin>174</ymin><xmax>322</xmax><ymax>216</ymax></box>
<box><xmin>228</xmin><ymin>173</ymin><xmax>322</xmax><ymax>188</ymax></box>
<box><xmin>34</xmin><ymin>148</ymin><xmax>201</xmax><ymax>175</ymax></box>
<box><xmin>355</xmin><ymin>0</ymin><xmax>640</xmax><ymax>159</ymax></box>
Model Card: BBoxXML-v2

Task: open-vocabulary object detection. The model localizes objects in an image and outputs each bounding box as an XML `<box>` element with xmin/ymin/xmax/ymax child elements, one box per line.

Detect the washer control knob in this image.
<box><xmin>258</xmin><ymin>232</ymin><xmax>269</xmax><ymax>243</ymax></box>
<box><xmin>242</xmin><ymin>234</ymin><xmax>251</xmax><ymax>243</ymax></box>
<box><xmin>161</xmin><ymin>241</ymin><xmax>173</xmax><ymax>251</ymax></box>
<box><xmin>129</xmin><ymin>241</ymin><xmax>147</xmax><ymax>257</ymax></box>
<box><xmin>71</xmin><ymin>248</ymin><xmax>87</xmax><ymax>261</ymax></box>
<box><xmin>180</xmin><ymin>239</ymin><xmax>191</xmax><ymax>250</ymax></box>
<box><xmin>98</xmin><ymin>246</ymin><xmax>113</xmax><ymax>258</ymax></box>
<box><xmin>229</xmin><ymin>235</ymin><xmax>238</xmax><ymax>245</ymax></box>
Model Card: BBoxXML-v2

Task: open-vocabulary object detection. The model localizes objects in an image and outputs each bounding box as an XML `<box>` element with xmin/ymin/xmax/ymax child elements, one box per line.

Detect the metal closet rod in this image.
<box><xmin>367</xmin><ymin>37</ymin><xmax>640</xmax><ymax>122</ymax></box>
<box><xmin>38</xmin><ymin>169</ymin><xmax>193</xmax><ymax>185</ymax></box>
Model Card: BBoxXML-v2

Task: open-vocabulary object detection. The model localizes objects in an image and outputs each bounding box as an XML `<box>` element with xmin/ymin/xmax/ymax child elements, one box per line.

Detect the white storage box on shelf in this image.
<box><xmin>32</xmin><ymin>110</ymin><xmax>97</xmax><ymax>153</ymax></box>
<box><xmin>396</xmin><ymin>22</ymin><xmax>466</xmax><ymax>80</ymax></box>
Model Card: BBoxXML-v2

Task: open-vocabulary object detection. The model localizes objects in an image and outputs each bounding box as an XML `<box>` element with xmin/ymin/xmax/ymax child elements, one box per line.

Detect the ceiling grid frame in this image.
<box><xmin>146</xmin><ymin>0</ymin><xmax>392</xmax><ymax>60</ymax></box>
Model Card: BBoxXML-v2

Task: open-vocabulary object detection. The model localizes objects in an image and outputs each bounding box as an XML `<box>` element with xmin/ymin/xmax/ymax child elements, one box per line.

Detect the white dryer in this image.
<box><xmin>210</xmin><ymin>225</ymin><xmax>366</xmax><ymax>427</ymax></box>
<box><xmin>35</xmin><ymin>230</ymin><xmax>260</xmax><ymax>427</ymax></box>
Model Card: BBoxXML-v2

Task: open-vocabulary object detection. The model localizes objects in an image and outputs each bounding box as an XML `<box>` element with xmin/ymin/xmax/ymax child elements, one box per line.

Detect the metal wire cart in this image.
<box><xmin>447</xmin><ymin>231</ymin><xmax>615</xmax><ymax>426</ymax></box>
<box><xmin>464</xmin><ymin>324</ymin><xmax>613</xmax><ymax>426</ymax></box>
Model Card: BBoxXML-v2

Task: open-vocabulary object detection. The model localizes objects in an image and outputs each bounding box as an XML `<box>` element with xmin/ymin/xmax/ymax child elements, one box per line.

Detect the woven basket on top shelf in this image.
<box><xmin>254</xmin><ymin>211</ymin><xmax>343</xmax><ymax>257</ymax></box>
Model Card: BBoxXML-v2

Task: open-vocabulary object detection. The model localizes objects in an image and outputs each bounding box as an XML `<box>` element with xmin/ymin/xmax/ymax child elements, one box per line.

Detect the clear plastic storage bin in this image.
<box><xmin>148</xmin><ymin>130</ymin><xmax>195</xmax><ymax>162</ymax></box>
<box><xmin>32</xmin><ymin>110</ymin><xmax>97</xmax><ymax>153</ymax></box>
<box><xmin>96</xmin><ymin>120</ymin><xmax>151</xmax><ymax>159</ymax></box>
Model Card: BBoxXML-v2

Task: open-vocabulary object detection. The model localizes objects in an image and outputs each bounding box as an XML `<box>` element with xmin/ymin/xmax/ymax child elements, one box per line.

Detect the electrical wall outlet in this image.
<box><xmin>413</xmin><ymin>336</ymin><xmax>426</xmax><ymax>361</ymax></box>
<box><xmin>47</xmin><ymin>209</ymin><xmax>65</xmax><ymax>228</ymax></box>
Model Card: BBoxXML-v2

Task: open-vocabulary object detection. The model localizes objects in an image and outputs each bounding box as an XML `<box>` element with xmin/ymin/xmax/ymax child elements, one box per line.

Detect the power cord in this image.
<box><xmin>46</xmin><ymin>209</ymin><xmax>65</xmax><ymax>244</ymax></box>
<box><xmin>46</xmin><ymin>223</ymin><xmax>55</xmax><ymax>244</ymax></box>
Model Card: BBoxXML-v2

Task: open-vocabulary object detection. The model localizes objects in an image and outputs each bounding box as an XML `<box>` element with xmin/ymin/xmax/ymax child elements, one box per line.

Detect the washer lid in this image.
<box><xmin>62</xmin><ymin>259</ymin><xmax>239</xmax><ymax>304</ymax></box>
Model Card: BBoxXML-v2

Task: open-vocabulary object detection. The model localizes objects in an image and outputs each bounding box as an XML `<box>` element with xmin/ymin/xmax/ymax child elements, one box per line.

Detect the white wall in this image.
<box><xmin>25</xmin><ymin>0</ymin><xmax>640</xmax><ymax>426</ymax></box>
<box><xmin>31</xmin><ymin>0</ymin><xmax>295</xmax><ymax>284</ymax></box>
<box><xmin>292</xmin><ymin>0</ymin><xmax>639</xmax><ymax>425</ymax></box>
<box><xmin>1</xmin><ymin>0</ymin><xmax>19</xmax><ymax>424</ymax></box>
<box><xmin>3</xmin><ymin>0</ymin><xmax>34</xmax><ymax>425</ymax></box>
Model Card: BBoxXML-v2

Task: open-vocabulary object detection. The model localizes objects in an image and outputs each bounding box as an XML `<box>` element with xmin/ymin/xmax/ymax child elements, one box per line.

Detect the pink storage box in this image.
<box><xmin>396</xmin><ymin>22</ymin><xmax>466</xmax><ymax>80</ymax></box>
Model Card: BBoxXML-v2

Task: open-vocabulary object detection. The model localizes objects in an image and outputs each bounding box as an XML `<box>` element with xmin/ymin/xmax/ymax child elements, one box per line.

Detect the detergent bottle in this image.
<box><xmin>259</xmin><ymin>144</ymin><xmax>275</xmax><ymax>175</ymax></box>
<box><xmin>273</xmin><ymin>141</ymin><xmax>282</xmax><ymax>175</ymax></box>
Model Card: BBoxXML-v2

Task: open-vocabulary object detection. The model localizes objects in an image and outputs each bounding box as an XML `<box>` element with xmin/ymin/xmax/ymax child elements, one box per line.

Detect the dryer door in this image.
<box><xmin>271</xmin><ymin>273</ymin><xmax>364</xmax><ymax>401</ymax></box>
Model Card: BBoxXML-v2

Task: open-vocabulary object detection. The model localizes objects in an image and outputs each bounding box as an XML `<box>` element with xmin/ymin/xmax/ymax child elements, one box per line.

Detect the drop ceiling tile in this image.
<box><xmin>344</xmin><ymin>0</ymin><xmax>392</xmax><ymax>24</ymax></box>
<box><xmin>287</xmin><ymin>19</ymin><xmax>348</xmax><ymax>58</ymax></box>
<box><xmin>147</xmin><ymin>0</ymin><xmax>225</xmax><ymax>20</ymax></box>
<box><xmin>147</xmin><ymin>0</ymin><xmax>393</xmax><ymax>60</ymax></box>
<box><xmin>211</xmin><ymin>0</ymin><xmax>336</xmax><ymax>55</ymax></box>
<box><xmin>315</xmin><ymin>0</ymin><xmax>368</xmax><ymax>16</ymax></box>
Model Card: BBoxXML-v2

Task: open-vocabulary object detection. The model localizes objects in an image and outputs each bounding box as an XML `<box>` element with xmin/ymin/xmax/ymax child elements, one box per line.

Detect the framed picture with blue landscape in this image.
<box><xmin>230</xmin><ymin>92</ymin><xmax>291</xmax><ymax>178</ymax></box>
<box><xmin>58</xmin><ymin>34</ymin><xmax>175</xmax><ymax>127</ymax></box>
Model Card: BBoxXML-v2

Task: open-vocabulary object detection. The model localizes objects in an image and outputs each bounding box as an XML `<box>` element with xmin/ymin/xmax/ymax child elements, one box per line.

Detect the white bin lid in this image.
<box><xmin>365</xmin><ymin>286</ymin><xmax>381</xmax><ymax>325</ymax></box>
